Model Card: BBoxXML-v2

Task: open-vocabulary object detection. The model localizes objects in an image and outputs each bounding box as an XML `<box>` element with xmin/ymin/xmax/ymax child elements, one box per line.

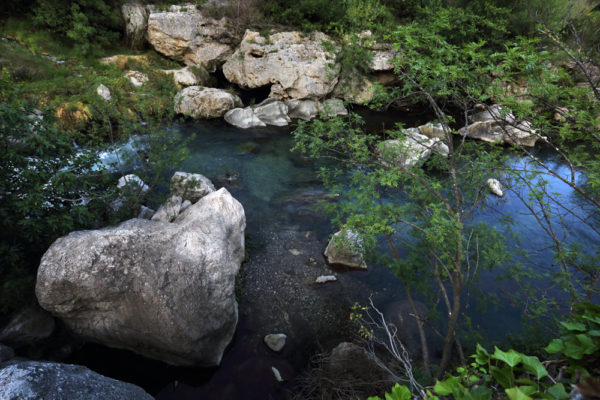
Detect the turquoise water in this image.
<box><xmin>83</xmin><ymin>116</ymin><xmax>598</xmax><ymax>398</ymax></box>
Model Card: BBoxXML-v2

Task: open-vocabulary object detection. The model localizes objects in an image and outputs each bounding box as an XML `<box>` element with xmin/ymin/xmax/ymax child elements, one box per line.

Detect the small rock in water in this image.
<box><xmin>264</xmin><ymin>333</ymin><xmax>287</xmax><ymax>352</ymax></box>
<box><xmin>0</xmin><ymin>343</ymin><xmax>15</xmax><ymax>362</ymax></box>
<box><xmin>271</xmin><ymin>366</ymin><xmax>284</xmax><ymax>382</ymax></box>
<box><xmin>315</xmin><ymin>275</ymin><xmax>337</xmax><ymax>284</ymax></box>
<box><xmin>487</xmin><ymin>178</ymin><xmax>504</xmax><ymax>197</ymax></box>
<box><xmin>289</xmin><ymin>249</ymin><xmax>301</xmax><ymax>256</ymax></box>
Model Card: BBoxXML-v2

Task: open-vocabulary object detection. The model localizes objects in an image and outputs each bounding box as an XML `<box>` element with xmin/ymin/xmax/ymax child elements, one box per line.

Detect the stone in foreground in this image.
<box><xmin>324</xmin><ymin>229</ymin><xmax>367</xmax><ymax>270</ymax></box>
<box><xmin>36</xmin><ymin>188</ymin><xmax>246</xmax><ymax>366</ymax></box>
<box><xmin>0</xmin><ymin>360</ymin><xmax>152</xmax><ymax>400</ymax></box>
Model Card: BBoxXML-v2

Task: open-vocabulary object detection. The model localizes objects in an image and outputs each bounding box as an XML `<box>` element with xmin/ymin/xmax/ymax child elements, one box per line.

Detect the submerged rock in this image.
<box><xmin>0</xmin><ymin>344</ymin><xmax>14</xmax><ymax>362</ymax></box>
<box><xmin>36</xmin><ymin>188</ymin><xmax>246</xmax><ymax>366</ymax></box>
<box><xmin>0</xmin><ymin>360</ymin><xmax>153</xmax><ymax>400</ymax></box>
<box><xmin>174</xmin><ymin>86</ymin><xmax>242</xmax><ymax>119</ymax></box>
<box><xmin>223</xmin><ymin>30</ymin><xmax>340</xmax><ymax>100</ymax></box>
<box><xmin>0</xmin><ymin>305</ymin><xmax>55</xmax><ymax>346</ymax></box>
<box><xmin>264</xmin><ymin>333</ymin><xmax>287</xmax><ymax>352</ymax></box>
<box><xmin>324</xmin><ymin>229</ymin><xmax>367</xmax><ymax>270</ymax></box>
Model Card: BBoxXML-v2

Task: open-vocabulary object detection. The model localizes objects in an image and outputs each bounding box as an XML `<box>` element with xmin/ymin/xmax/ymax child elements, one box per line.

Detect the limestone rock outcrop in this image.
<box><xmin>36</xmin><ymin>186</ymin><xmax>246</xmax><ymax>366</ymax></box>
<box><xmin>146</xmin><ymin>4</ymin><xmax>234</xmax><ymax>71</ymax></box>
<box><xmin>0</xmin><ymin>360</ymin><xmax>153</xmax><ymax>400</ymax></box>
<box><xmin>174</xmin><ymin>86</ymin><xmax>242</xmax><ymax>119</ymax></box>
<box><xmin>223</xmin><ymin>30</ymin><xmax>340</xmax><ymax>100</ymax></box>
<box><xmin>122</xmin><ymin>2</ymin><xmax>149</xmax><ymax>50</ymax></box>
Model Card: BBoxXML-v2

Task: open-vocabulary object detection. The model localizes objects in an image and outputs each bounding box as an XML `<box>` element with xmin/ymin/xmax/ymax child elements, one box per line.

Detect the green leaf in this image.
<box><xmin>492</xmin><ymin>347</ymin><xmax>522</xmax><ymax>367</ymax></box>
<box><xmin>490</xmin><ymin>365</ymin><xmax>513</xmax><ymax>389</ymax></box>
<box><xmin>434</xmin><ymin>376</ymin><xmax>461</xmax><ymax>395</ymax></box>
<box><xmin>474</xmin><ymin>343</ymin><xmax>490</xmax><ymax>365</ymax></box>
<box><xmin>470</xmin><ymin>386</ymin><xmax>493</xmax><ymax>400</ymax></box>
<box><xmin>521</xmin><ymin>355</ymin><xmax>548</xmax><ymax>379</ymax></box>
<box><xmin>560</xmin><ymin>321</ymin><xmax>586</xmax><ymax>331</ymax></box>
<box><xmin>505</xmin><ymin>387</ymin><xmax>533</xmax><ymax>400</ymax></box>
<box><xmin>386</xmin><ymin>384</ymin><xmax>411</xmax><ymax>400</ymax></box>
<box><xmin>545</xmin><ymin>339</ymin><xmax>564</xmax><ymax>354</ymax></box>
<box><xmin>547</xmin><ymin>383</ymin><xmax>570</xmax><ymax>400</ymax></box>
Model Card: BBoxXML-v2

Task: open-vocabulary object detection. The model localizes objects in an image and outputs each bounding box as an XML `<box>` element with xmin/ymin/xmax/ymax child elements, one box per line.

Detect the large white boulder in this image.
<box><xmin>0</xmin><ymin>360</ymin><xmax>153</xmax><ymax>400</ymax></box>
<box><xmin>35</xmin><ymin>188</ymin><xmax>246</xmax><ymax>366</ymax></box>
<box><xmin>174</xmin><ymin>86</ymin><xmax>242</xmax><ymax>119</ymax></box>
<box><xmin>223</xmin><ymin>30</ymin><xmax>340</xmax><ymax>100</ymax></box>
<box><xmin>146</xmin><ymin>4</ymin><xmax>234</xmax><ymax>71</ymax></box>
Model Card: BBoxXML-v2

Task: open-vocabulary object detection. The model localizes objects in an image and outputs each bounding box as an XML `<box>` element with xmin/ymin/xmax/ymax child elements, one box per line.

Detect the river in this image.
<box><xmin>67</xmin><ymin>114</ymin><xmax>598</xmax><ymax>399</ymax></box>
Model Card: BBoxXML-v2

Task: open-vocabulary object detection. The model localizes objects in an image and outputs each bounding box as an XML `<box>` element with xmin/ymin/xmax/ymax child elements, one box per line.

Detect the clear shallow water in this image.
<box><xmin>81</xmin><ymin>116</ymin><xmax>597</xmax><ymax>397</ymax></box>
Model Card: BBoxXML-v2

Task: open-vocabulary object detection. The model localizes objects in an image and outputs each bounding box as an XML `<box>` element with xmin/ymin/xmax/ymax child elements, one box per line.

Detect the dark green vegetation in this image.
<box><xmin>0</xmin><ymin>0</ymin><xmax>599</xmax><ymax>398</ymax></box>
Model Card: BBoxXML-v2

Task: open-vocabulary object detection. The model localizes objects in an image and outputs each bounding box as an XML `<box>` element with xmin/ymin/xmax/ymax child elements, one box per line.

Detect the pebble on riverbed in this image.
<box><xmin>315</xmin><ymin>275</ymin><xmax>337</xmax><ymax>284</ymax></box>
<box><xmin>264</xmin><ymin>333</ymin><xmax>287</xmax><ymax>352</ymax></box>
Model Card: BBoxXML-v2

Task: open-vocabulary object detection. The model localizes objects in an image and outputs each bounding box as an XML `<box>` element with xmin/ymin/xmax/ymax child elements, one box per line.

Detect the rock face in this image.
<box><xmin>378</xmin><ymin>128</ymin><xmax>449</xmax><ymax>168</ymax></box>
<box><xmin>286</xmin><ymin>99</ymin><xmax>320</xmax><ymax>121</ymax></box>
<box><xmin>0</xmin><ymin>305</ymin><xmax>55</xmax><ymax>346</ymax></box>
<box><xmin>151</xmin><ymin>195</ymin><xmax>183</xmax><ymax>222</ymax></box>
<box><xmin>324</xmin><ymin>229</ymin><xmax>367</xmax><ymax>270</ymax></box>
<box><xmin>459</xmin><ymin>105</ymin><xmax>542</xmax><ymax>147</ymax></box>
<box><xmin>36</xmin><ymin>187</ymin><xmax>246</xmax><ymax>366</ymax></box>
<box><xmin>0</xmin><ymin>360</ymin><xmax>153</xmax><ymax>400</ymax></box>
<box><xmin>174</xmin><ymin>86</ymin><xmax>242</xmax><ymax>119</ymax></box>
<box><xmin>146</xmin><ymin>5</ymin><xmax>234</xmax><ymax>71</ymax></box>
<box><xmin>223</xmin><ymin>30</ymin><xmax>340</xmax><ymax>100</ymax></box>
<box><xmin>122</xmin><ymin>2</ymin><xmax>149</xmax><ymax>50</ymax></box>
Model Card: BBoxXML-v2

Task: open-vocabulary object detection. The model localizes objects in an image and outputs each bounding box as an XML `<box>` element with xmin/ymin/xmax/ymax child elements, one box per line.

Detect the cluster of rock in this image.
<box><xmin>224</xmin><ymin>98</ymin><xmax>347</xmax><ymax>129</ymax></box>
<box><xmin>119</xmin><ymin>4</ymin><xmax>396</xmax><ymax>120</ymax></box>
<box><xmin>35</xmin><ymin>171</ymin><xmax>246</xmax><ymax>367</ymax></box>
<box><xmin>460</xmin><ymin>105</ymin><xmax>543</xmax><ymax>147</ymax></box>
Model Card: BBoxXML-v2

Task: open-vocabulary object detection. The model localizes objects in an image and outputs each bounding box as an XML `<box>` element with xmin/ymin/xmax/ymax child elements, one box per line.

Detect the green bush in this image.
<box><xmin>32</xmin><ymin>0</ymin><xmax>122</xmax><ymax>56</ymax></box>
